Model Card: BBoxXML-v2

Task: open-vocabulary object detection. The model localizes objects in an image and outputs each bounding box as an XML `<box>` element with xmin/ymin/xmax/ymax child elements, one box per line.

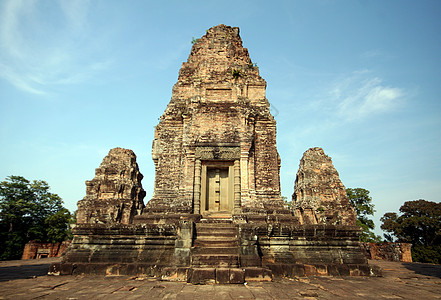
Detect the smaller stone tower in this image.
<box><xmin>76</xmin><ymin>147</ymin><xmax>145</xmax><ymax>224</ymax></box>
<box><xmin>292</xmin><ymin>147</ymin><xmax>356</xmax><ymax>225</ymax></box>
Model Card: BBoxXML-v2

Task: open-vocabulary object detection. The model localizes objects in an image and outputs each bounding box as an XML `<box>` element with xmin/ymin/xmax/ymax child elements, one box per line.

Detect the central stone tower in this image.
<box><xmin>145</xmin><ymin>24</ymin><xmax>284</xmax><ymax>217</ymax></box>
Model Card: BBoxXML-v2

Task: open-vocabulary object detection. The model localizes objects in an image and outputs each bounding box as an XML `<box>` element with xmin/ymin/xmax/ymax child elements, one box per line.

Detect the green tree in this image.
<box><xmin>347</xmin><ymin>188</ymin><xmax>382</xmax><ymax>242</ymax></box>
<box><xmin>0</xmin><ymin>175</ymin><xmax>71</xmax><ymax>260</ymax></box>
<box><xmin>380</xmin><ymin>199</ymin><xmax>441</xmax><ymax>263</ymax></box>
<box><xmin>45</xmin><ymin>208</ymin><xmax>72</xmax><ymax>243</ymax></box>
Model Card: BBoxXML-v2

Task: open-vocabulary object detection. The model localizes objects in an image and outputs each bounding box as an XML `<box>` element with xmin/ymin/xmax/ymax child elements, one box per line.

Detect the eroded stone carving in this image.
<box><xmin>195</xmin><ymin>146</ymin><xmax>241</xmax><ymax>160</ymax></box>
<box><xmin>145</xmin><ymin>24</ymin><xmax>284</xmax><ymax>215</ymax></box>
<box><xmin>292</xmin><ymin>147</ymin><xmax>356</xmax><ymax>225</ymax></box>
<box><xmin>76</xmin><ymin>147</ymin><xmax>145</xmax><ymax>224</ymax></box>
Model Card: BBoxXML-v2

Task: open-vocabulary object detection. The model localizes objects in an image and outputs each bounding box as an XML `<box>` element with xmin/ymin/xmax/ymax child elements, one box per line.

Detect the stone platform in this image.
<box><xmin>1</xmin><ymin>258</ymin><xmax>441</xmax><ymax>299</ymax></box>
<box><xmin>51</xmin><ymin>217</ymin><xmax>379</xmax><ymax>283</ymax></box>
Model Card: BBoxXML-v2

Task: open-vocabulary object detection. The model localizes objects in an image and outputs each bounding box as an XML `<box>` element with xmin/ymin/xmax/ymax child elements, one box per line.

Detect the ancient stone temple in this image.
<box><xmin>144</xmin><ymin>24</ymin><xmax>285</xmax><ymax>216</ymax></box>
<box><xmin>52</xmin><ymin>25</ymin><xmax>379</xmax><ymax>283</ymax></box>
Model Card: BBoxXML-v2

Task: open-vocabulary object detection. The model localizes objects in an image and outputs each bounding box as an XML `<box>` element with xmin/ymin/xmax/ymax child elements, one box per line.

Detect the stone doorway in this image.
<box><xmin>201</xmin><ymin>161</ymin><xmax>234</xmax><ymax>215</ymax></box>
<box><xmin>37</xmin><ymin>249</ymin><xmax>50</xmax><ymax>259</ymax></box>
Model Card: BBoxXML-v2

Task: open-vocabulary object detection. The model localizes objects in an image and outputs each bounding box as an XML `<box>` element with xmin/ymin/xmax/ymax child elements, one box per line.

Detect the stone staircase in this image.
<box><xmin>191</xmin><ymin>221</ymin><xmax>239</xmax><ymax>268</ymax></box>
<box><xmin>188</xmin><ymin>219</ymin><xmax>242</xmax><ymax>283</ymax></box>
<box><xmin>187</xmin><ymin>218</ymin><xmax>273</xmax><ymax>284</ymax></box>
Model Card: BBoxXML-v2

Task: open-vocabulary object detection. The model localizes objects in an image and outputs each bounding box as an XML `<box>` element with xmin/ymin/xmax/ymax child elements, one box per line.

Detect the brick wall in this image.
<box><xmin>361</xmin><ymin>242</ymin><xmax>412</xmax><ymax>262</ymax></box>
<box><xmin>22</xmin><ymin>241</ymin><xmax>71</xmax><ymax>260</ymax></box>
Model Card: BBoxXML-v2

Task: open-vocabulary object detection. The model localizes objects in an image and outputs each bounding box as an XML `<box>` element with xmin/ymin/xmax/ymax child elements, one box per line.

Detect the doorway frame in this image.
<box><xmin>200</xmin><ymin>161</ymin><xmax>234</xmax><ymax>215</ymax></box>
<box><xmin>192</xmin><ymin>146</ymin><xmax>241</xmax><ymax>215</ymax></box>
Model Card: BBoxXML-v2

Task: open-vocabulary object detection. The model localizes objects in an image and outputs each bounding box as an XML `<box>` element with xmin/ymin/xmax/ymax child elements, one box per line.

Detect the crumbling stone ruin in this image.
<box><xmin>76</xmin><ymin>147</ymin><xmax>145</xmax><ymax>225</ymax></box>
<box><xmin>52</xmin><ymin>25</ymin><xmax>380</xmax><ymax>283</ymax></box>
<box><xmin>361</xmin><ymin>242</ymin><xmax>413</xmax><ymax>262</ymax></box>
<box><xmin>22</xmin><ymin>241</ymin><xmax>70</xmax><ymax>259</ymax></box>
<box><xmin>292</xmin><ymin>147</ymin><xmax>356</xmax><ymax>226</ymax></box>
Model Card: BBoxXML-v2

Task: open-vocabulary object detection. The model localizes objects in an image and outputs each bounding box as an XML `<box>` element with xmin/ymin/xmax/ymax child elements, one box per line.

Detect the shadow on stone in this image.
<box><xmin>0</xmin><ymin>264</ymin><xmax>50</xmax><ymax>282</ymax></box>
<box><xmin>402</xmin><ymin>262</ymin><xmax>441</xmax><ymax>278</ymax></box>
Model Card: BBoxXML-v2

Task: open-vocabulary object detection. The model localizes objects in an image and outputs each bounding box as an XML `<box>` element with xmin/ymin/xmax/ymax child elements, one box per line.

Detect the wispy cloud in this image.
<box><xmin>0</xmin><ymin>61</ymin><xmax>45</xmax><ymax>95</ymax></box>
<box><xmin>59</xmin><ymin>0</ymin><xmax>90</xmax><ymax>31</ymax></box>
<box><xmin>0</xmin><ymin>0</ymin><xmax>110</xmax><ymax>95</ymax></box>
<box><xmin>327</xmin><ymin>71</ymin><xmax>404</xmax><ymax>121</ymax></box>
<box><xmin>360</xmin><ymin>50</ymin><xmax>394</xmax><ymax>60</ymax></box>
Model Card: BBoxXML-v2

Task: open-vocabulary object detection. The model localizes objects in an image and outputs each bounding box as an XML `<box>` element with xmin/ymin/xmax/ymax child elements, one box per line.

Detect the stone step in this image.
<box><xmin>196</xmin><ymin>222</ymin><xmax>237</xmax><ymax>228</ymax></box>
<box><xmin>191</xmin><ymin>254</ymin><xmax>239</xmax><ymax>267</ymax></box>
<box><xmin>191</xmin><ymin>262</ymin><xmax>239</xmax><ymax>268</ymax></box>
<box><xmin>184</xmin><ymin>267</ymin><xmax>273</xmax><ymax>283</ymax></box>
<box><xmin>194</xmin><ymin>237</ymin><xmax>237</xmax><ymax>244</ymax></box>
<box><xmin>195</xmin><ymin>235</ymin><xmax>237</xmax><ymax>240</ymax></box>
<box><xmin>244</xmin><ymin>267</ymin><xmax>273</xmax><ymax>282</ymax></box>
<box><xmin>197</xmin><ymin>223</ymin><xmax>236</xmax><ymax>228</ymax></box>
<box><xmin>187</xmin><ymin>268</ymin><xmax>246</xmax><ymax>284</ymax></box>
<box><xmin>192</xmin><ymin>253</ymin><xmax>239</xmax><ymax>260</ymax></box>
<box><xmin>199</xmin><ymin>220</ymin><xmax>233</xmax><ymax>224</ymax></box>
<box><xmin>200</xmin><ymin>220</ymin><xmax>232</xmax><ymax>224</ymax></box>
<box><xmin>196</xmin><ymin>224</ymin><xmax>238</xmax><ymax>236</ymax></box>
<box><xmin>187</xmin><ymin>267</ymin><xmax>273</xmax><ymax>284</ymax></box>
<box><xmin>199</xmin><ymin>215</ymin><xmax>233</xmax><ymax>223</ymax></box>
<box><xmin>196</xmin><ymin>224</ymin><xmax>237</xmax><ymax>229</ymax></box>
<box><xmin>194</xmin><ymin>239</ymin><xmax>238</xmax><ymax>248</ymax></box>
<box><xmin>192</xmin><ymin>247</ymin><xmax>238</xmax><ymax>255</ymax></box>
<box><xmin>196</xmin><ymin>229</ymin><xmax>236</xmax><ymax>233</ymax></box>
<box><xmin>192</xmin><ymin>220</ymin><xmax>240</xmax><ymax>269</ymax></box>
<box><xmin>196</xmin><ymin>231</ymin><xmax>237</xmax><ymax>238</ymax></box>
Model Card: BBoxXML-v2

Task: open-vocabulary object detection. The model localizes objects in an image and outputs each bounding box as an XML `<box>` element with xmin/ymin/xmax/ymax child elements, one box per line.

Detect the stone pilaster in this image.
<box><xmin>240</xmin><ymin>150</ymin><xmax>249</xmax><ymax>200</ymax></box>
<box><xmin>193</xmin><ymin>159</ymin><xmax>202</xmax><ymax>214</ymax></box>
<box><xmin>183</xmin><ymin>148</ymin><xmax>196</xmax><ymax>206</ymax></box>
<box><xmin>234</xmin><ymin>159</ymin><xmax>241</xmax><ymax>213</ymax></box>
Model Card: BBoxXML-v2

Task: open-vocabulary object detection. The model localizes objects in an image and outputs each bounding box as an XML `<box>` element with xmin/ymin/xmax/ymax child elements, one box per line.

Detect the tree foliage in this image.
<box><xmin>0</xmin><ymin>176</ymin><xmax>71</xmax><ymax>260</ymax></box>
<box><xmin>381</xmin><ymin>199</ymin><xmax>441</xmax><ymax>264</ymax></box>
<box><xmin>347</xmin><ymin>188</ymin><xmax>382</xmax><ymax>242</ymax></box>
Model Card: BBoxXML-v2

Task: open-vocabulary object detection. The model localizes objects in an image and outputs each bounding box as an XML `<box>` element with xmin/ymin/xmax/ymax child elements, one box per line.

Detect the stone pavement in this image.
<box><xmin>1</xmin><ymin>258</ymin><xmax>440</xmax><ymax>299</ymax></box>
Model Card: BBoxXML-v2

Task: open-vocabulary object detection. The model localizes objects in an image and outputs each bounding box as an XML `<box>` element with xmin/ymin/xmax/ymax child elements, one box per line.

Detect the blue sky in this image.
<box><xmin>1</xmin><ymin>0</ymin><xmax>440</xmax><ymax>236</ymax></box>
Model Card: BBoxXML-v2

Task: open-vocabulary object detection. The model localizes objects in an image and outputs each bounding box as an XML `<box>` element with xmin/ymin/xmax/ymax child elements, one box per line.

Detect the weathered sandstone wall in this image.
<box><xmin>361</xmin><ymin>242</ymin><xmax>412</xmax><ymax>262</ymax></box>
<box><xmin>146</xmin><ymin>24</ymin><xmax>284</xmax><ymax>215</ymax></box>
<box><xmin>76</xmin><ymin>147</ymin><xmax>145</xmax><ymax>224</ymax></box>
<box><xmin>22</xmin><ymin>241</ymin><xmax>71</xmax><ymax>259</ymax></box>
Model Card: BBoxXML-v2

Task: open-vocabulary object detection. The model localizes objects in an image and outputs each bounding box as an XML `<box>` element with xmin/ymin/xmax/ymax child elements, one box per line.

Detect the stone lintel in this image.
<box><xmin>195</xmin><ymin>146</ymin><xmax>240</xmax><ymax>160</ymax></box>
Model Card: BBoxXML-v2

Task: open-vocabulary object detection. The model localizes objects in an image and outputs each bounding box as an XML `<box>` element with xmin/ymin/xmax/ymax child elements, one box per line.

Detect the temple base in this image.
<box><xmin>52</xmin><ymin>215</ymin><xmax>381</xmax><ymax>283</ymax></box>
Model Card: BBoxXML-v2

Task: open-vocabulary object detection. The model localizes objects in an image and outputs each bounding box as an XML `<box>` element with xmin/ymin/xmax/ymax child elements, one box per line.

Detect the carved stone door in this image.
<box><xmin>201</xmin><ymin>162</ymin><xmax>234</xmax><ymax>214</ymax></box>
<box><xmin>206</xmin><ymin>168</ymin><xmax>229</xmax><ymax>211</ymax></box>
